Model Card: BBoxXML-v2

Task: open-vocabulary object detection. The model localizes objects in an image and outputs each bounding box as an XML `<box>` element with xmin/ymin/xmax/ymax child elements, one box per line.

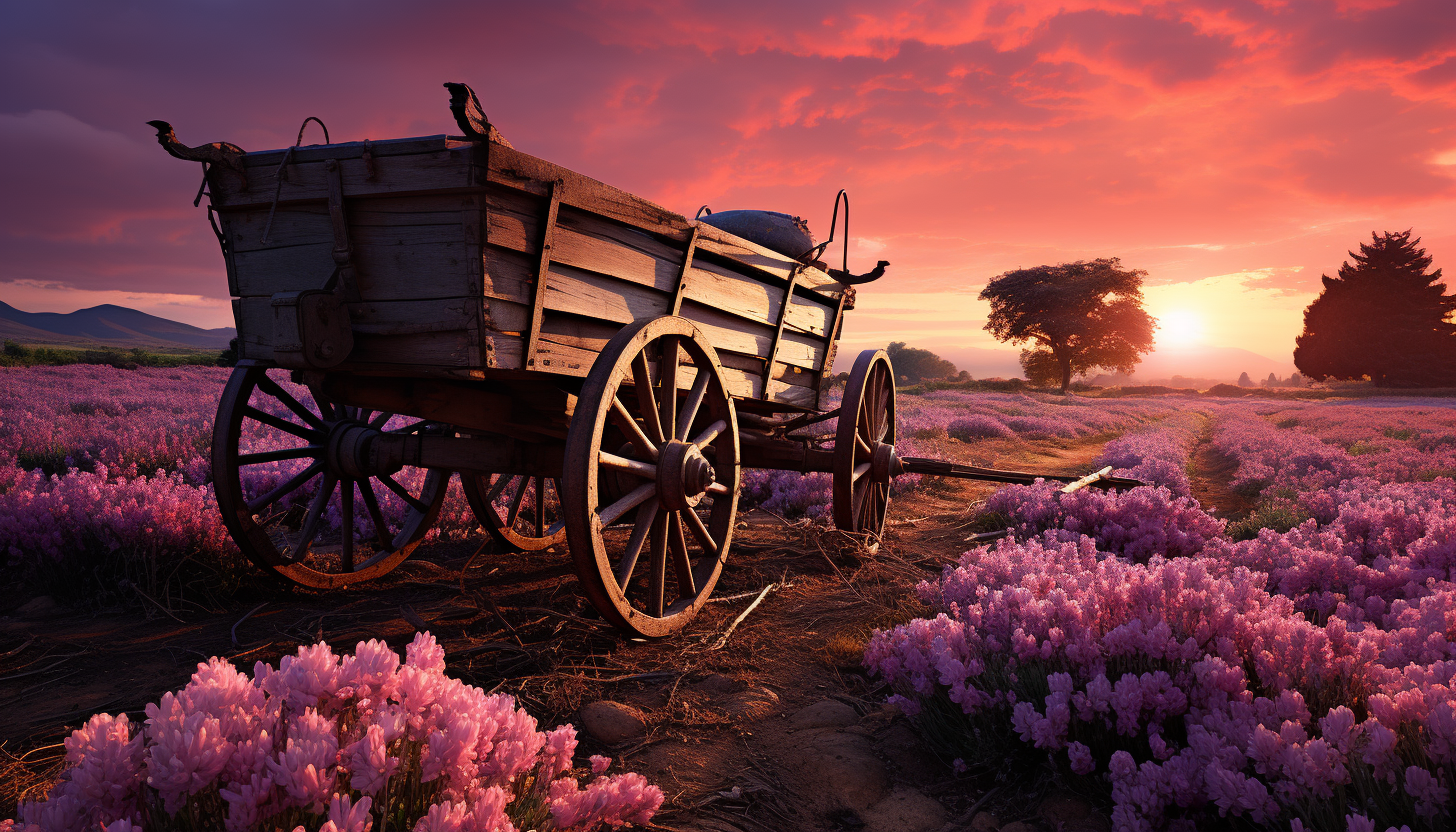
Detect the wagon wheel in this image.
<box><xmin>213</xmin><ymin>363</ymin><xmax>448</xmax><ymax>589</ymax></box>
<box><xmin>833</xmin><ymin>349</ymin><xmax>896</xmax><ymax>543</ymax></box>
<box><xmin>461</xmin><ymin>473</ymin><xmax>566</xmax><ymax>551</ymax></box>
<box><xmin>562</xmin><ymin>317</ymin><xmax>740</xmax><ymax>637</ymax></box>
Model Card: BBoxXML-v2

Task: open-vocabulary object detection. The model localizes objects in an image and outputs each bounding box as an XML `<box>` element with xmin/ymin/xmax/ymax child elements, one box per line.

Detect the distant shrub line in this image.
<box><xmin>2</xmin><ymin>340</ymin><xmax>232</xmax><ymax>369</ymax></box>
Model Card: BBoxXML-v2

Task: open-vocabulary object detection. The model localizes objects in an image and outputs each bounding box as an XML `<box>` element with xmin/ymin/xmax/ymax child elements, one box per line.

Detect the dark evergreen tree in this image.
<box><xmin>1237</xmin><ymin>372</ymin><xmax>1253</xmax><ymax>387</ymax></box>
<box><xmin>1294</xmin><ymin>231</ymin><xmax>1456</xmax><ymax>387</ymax></box>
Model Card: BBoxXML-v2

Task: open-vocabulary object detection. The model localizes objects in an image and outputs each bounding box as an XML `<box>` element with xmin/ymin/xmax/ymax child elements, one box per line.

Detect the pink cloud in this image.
<box><xmin>1</xmin><ymin>0</ymin><xmax>1453</xmax><ymax>361</ymax></box>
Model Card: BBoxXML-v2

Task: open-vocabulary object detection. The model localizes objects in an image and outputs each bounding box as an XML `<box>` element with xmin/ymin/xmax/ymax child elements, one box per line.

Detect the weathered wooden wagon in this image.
<box><xmin>153</xmin><ymin>83</ymin><xmax>1136</xmax><ymax>637</ymax></box>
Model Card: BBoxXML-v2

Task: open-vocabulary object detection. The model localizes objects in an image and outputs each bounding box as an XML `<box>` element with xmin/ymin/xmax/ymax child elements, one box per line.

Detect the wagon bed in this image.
<box><xmin>209</xmin><ymin>133</ymin><xmax>848</xmax><ymax>413</ymax></box>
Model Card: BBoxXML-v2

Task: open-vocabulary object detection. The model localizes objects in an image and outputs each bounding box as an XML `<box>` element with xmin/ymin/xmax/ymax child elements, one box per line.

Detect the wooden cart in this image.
<box><xmin>153</xmin><ymin>83</ymin><xmax>1135</xmax><ymax>637</ymax></box>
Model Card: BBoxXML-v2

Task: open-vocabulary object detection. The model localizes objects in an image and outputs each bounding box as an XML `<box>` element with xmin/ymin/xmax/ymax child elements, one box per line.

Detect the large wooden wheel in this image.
<box><xmin>562</xmin><ymin>317</ymin><xmax>740</xmax><ymax>637</ymax></box>
<box><xmin>461</xmin><ymin>473</ymin><xmax>566</xmax><ymax>551</ymax></box>
<box><xmin>833</xmin><ymin>349</ymin><xmax>896</xmax><ymax>541</ymax></box>
<box><xmin>213</xmin><ymin>363</ymin><xmax>448</xmax><ymax>588</ymax></box>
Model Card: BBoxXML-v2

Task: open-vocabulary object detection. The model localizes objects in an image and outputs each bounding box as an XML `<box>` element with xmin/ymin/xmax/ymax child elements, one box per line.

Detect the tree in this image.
<box><xmin>1237</xmin><ymin>372</ymin><xmax>1252</xmax><ymax>387</ymax></box>
<box><xmin>1294</xmin><ymin>231</ymin><xmax>1456</xmax><ymax>387</ymax></box>
<box><xmin>885</xmin><ymin>342</ymin><xmax>959</xmax><ymax>383</ymax></box>
<box><xmin>979</xmin><ymin>258</ymin><xmax>1156</xmax><ymax>394</ymax></box>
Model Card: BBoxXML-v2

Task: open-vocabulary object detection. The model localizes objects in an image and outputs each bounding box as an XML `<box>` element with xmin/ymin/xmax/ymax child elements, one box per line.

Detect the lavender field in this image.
<box><xmin>7</xmin><ymin>364</ymin><xmax>1456</xmax><ymax>831</ymax></box>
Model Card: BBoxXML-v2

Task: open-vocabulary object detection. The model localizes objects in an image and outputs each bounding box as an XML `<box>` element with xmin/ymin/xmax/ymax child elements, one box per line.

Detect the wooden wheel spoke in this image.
<box><xmin>670</xmin><ymin>512</ymin><xmax>696</xmax><ymax>597</ymax></box>
<box><xmin>598</xmin><ymin>481</ymin><xmax>657</xmax><ymax>527</ymax></box>
<box><xmin>505</xmin><ymin>475</ymin><xmax>529</xmax><ymax>526</ymax></box>
<box><xmin>691</xmin><ymin>419</ymin><xmax>728</xmax><ymax>450</ymax></box>
<box><xmin>379</xmin><ymin>473</ymin><xmax>429</xmax><ymax>514</ymax></box>
<box><xmin>246</xmin><ymin>462</ymin><xmax>323</xmax><ymax>513</ymax></box>
<box><xmin>705</xmin><ymin>482</ymin><xmax>731</xmax><ymax>496</ymax></box>
<box><xmin>481</xmin><ymin>474</ymin><xmax>510</xmax><ymax>505</ymax></box>
<box><xmin>631</xmin><ymin>353</ymin><xmax>665</xmax><ymax>445</ymax></box>
<box><xmin>358</xmin><ymin>478</ymin><xmax>394</xmax><ymax>550</ymax></box>
<box><xmin>852</xmin><ymin>461</ymin><xmax>872</xmax><ymax>482</ymax></box>
<box><xmin>257</xmin><ymin>375</ymin><xmax>329</xmax><ymax>430</ymax></box>
<box><xmin>677</xmin><ymin>373</ymin><xmax>711</xmax><ymax>441</ymax></box>
<box><xmin>610</xmin><ymin>397</ymin><xmax>659</xmax><ymax>461</ymax></box>
<box><xmin>368</xmin><ymin>410</ymin><xmax>394</xmax><ymax>429</ymax></box>
<box><xmin>340</xmin><ymin>478</ymin><xmax>355</xmax><ymax>571</ymax></box>
<box><xmin>306</xmin><ymin>387</ymin><xmax>337</xmax><ymax>421</ymax></box>
<box><xmin>658</xmin><ymin>337</ymin><xmax>679</xmax><ymax>443</ymax></box>
<box><xmin>291</xmin><ymin>472</ymin><xmax>338</xmax><ymax>558</ymax></box>
<box><xmin>533</xmin><ymin>476</ymin><xmax>546</xmax><ymax>537</ymax></box>
<box><xmin>853</xmin><ymin>477</ymin><xmax>873</xmax><ymax>523</ymax></box>
<box><xmin>238</xmin><ymin>446</ymin><xmax>319</xmax><ymax>466</ymax></box>
<box><xmin>387</xmin><ymin>419</ymin><xmax>433</xmax><ymax>436</ymax></box>
<box><xmin>648</xmin><ymin>510</ymin><xmax>669</xmax><ymax>617</ymax></box>
<box><xmin>682</xmin><ymin>505</ymin><xmax>719</xmax><ymax>556</ymax></box>
<box><xmin>599</xmin><ymin>450</ymin><xmax>657</xmax><ymax>479</ymax></box>
<box><xmin>243</xmin><ymin>406</ymin><xmax>321</xmax><ymax>442</ymax></box>
<box><xmin>855</xmin><ymin>434</ymin><xmax>872</xmax><ymax>456</ymax></box>
<box><xmin>615</xmin><ymin>502</ymin><xmax>658</xmax><ymax>587</ymax></box>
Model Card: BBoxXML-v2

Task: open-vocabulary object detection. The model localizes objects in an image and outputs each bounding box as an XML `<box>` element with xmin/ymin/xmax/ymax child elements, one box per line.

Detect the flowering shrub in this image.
<box><xmin>867</xmin><ymin>534</ymin><xmax>1454</xmax><ymax>832</ymax></box>
<box><xmin>0</xmin><ymin>367</ymin><xmax>479</xmax><ymax>586</ymax></box>
<box><xmin>1094</xmin><ymin>412</ymin><xmax>1204</xmax><ymax>499</ymax></box>
<box><xmin>5</xmin><ymin>633</ymin><xmax>662</xmax><ymax>832</ymax></box>
<box><xmin>871</xmin><ymin>401</ymin><xmax>1456</xmax><ymax>831</ymax></box>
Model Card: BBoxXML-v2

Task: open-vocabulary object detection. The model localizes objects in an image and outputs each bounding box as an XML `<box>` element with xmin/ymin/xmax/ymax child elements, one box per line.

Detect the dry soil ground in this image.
<box><xmin>0</xmin><ymin>424</ymin><xmax>1247</xmax><ymax>831</ymax></box>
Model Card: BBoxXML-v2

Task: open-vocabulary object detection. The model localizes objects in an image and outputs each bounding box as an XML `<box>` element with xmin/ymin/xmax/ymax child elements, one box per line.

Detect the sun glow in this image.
<box><xmin>1157</xmin><ymin>308</ymin><xmax>1205</xmax><ymax>348</ymax></box>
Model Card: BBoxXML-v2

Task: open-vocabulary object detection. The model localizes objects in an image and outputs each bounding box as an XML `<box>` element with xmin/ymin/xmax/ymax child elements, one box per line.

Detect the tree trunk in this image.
<box><xmin>1059</xmin><ymin>357</ymin><xmax>1073</xmax><ymax>394</ymax></box>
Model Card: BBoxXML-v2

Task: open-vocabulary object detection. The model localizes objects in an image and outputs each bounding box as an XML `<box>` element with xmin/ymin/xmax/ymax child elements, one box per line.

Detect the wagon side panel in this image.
<box><xmin>214</xmin><ymin>137</ymin><xmax>492</xmax><ymax>377</ymax></box>
<box><xmin>482</xmin><ymin>150</ymin><xmax>840</xmax><ymax>409</ymax></box>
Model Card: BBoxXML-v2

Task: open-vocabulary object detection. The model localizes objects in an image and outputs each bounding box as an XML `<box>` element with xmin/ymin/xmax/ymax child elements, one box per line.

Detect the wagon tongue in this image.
<box><xmin>894</xmin><ymin>457</ymin><xmax>1144</xmax><ymax>491</ymax></box>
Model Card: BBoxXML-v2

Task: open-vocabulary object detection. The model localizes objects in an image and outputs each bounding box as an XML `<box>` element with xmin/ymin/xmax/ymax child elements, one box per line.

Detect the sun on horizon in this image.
<box><xmin>1155</xmin><ymin>308</ymin><xmax>1205</xmax><ymax>349</ymax></box>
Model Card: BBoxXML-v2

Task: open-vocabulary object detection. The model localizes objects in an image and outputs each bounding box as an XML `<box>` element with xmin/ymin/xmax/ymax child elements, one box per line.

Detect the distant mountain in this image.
<box><xmin>0</xmin><ymin>301</ymin><xmax>235</xmax><ymax>350</ymax></box>
<box><xmin>1126</xmin><ymin>345</ymin><xmax>1294</xmax><ymax>385</ymax></box>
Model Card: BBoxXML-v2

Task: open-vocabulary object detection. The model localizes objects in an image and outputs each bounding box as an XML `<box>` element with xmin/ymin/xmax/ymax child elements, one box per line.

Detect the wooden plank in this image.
<box><xmin>482</xmin><ymin>244</ymin><xmax>534</xmax><ymax>305</ymax></box>
<box><xmin>230</xmin><ymin>238</ymin><xmax>479</xmax><ymax>300</ymax></box>
<box><xmin>523</xmin><ymin>180</ymin><xmax>562</xmax><ymax>369</ymax></box>
<box><xmin>213</xmin><ymin>145</ymin><xmax>479</xmax><ymax>209</ymax></box>
<box><xmin>234</xmin><ymin>296</ymin><xmax>483</xmax><ymax>368</ymax></box>
<box><xmin>761</xmin><ymin>268</ymin><xmax>800</xmax><ymax>398</ymax></box>
<box><xmin>222</xmin><ymin>195</ymin><xmax>479</xmax><ymax>253</ymax></box>
<box><xmin>533</xmin><ymin>268</ymin><xmax>823</xmax><ymax>371</ymax></box>
<box><xmin>488</xmin><ymin>143</ymin><xmax>687</xmax><ymax>241</ymax></box>
<box><xmin>670</xmin><ymin>226</ymin><xmax>700</xmax><ymax>315</ymax></box>
<box><xmin>683</xmin><ymin>258</ymin><xmax>833</xmax><ymax>339</ymax></box>
<box><xmin>240</xmin><ymin>135</ymin><xmax>463</xmax><ymax>167</ymax></box>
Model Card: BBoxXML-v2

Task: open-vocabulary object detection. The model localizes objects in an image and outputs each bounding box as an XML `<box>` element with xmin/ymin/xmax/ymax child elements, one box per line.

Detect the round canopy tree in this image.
<box><xmin>979</xmin><ymin>258</ymin><xmax>1156</xmax><ymax>393</ymax></box>
<box><xmin>1294</xmin><ymin>231</ymin><xmax>1456</xmax><ymax>387</ymax></box>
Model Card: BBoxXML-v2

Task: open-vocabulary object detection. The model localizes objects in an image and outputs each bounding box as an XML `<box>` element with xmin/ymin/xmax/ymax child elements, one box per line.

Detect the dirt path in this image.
<box><xmin>0</xmin><ymin>434</ymin><xmax>1119</xmax><ymax>832</ymax></box>
<box><xmin>1187</xmin><ymin>413</ymin><xmax>1255</xmax><ymax>520</ymax></box>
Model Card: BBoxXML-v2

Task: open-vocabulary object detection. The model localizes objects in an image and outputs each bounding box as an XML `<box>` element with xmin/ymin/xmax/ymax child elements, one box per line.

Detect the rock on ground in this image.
<box><xmin>778</xmin><ymin>729</ymin><xmax>889</xmax><ymax>813</ymax></box>
<box><xmin>861</xmin><ymin>787</ymin><xmax>947</xmax><ymax>832</ymax></box>
<box><xmin>789</xmin><ymin>698</ymin><xmax>859</xmax><ymax>730</ymax></box>
<box><xmin>578</xmin><ymin>700</ymin><xmax>647</xmax><ymax>745</ymax></box>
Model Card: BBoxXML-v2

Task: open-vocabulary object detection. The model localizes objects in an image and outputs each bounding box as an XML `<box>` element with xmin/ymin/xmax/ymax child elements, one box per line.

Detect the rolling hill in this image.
<box><xmin>0</xmin><ymin>301</ymin><xmax>235</xmax><ymax>350</ymax></box>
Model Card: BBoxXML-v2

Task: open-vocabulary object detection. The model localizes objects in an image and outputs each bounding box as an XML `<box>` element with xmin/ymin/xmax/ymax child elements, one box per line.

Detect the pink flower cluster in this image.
<box><xmin>0</xmin><ymin>367</ymin><xmax>482</xmax><ymax>580</ymax></box>
<box><xmin>7</xmin><ymin>633</ymin><xmax>662</xmax><ymax>832</ymax></box>
<box><xmin>1094</xmin><ymin>412</ymin><xmax>1204</xmax><ymax>499</ymax></box>
<box><xmin>982</xmin><ymin>482</ymin><xmax>1223</xmax><ymax>561</ymax></box>
<box><xmin>870</xmin><ymin>400</ymin><xmax>1456</xmax><ymax>831</ymax></box>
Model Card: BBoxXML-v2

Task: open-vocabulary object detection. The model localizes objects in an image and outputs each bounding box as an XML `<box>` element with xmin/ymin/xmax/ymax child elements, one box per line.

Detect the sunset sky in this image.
<box><xmin>4</xmin><ymin>0</ymin><xmax>1455</xmax><ymax>378</ymax></box>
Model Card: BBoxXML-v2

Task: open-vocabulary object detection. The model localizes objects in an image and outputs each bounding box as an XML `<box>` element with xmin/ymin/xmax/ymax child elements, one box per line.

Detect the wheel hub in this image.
<box><xmin>658</xmin><ymin>439</ymin><xmax>716</xmax><ymax>511</ymax></box>
<box><xmin>325</xmin><ymin>418</ymin><xmax>380</xmax><ymax>479</ymax></box>
<box><xmin>871</xmin><ymin>441</ymin><xmax>899</xmax><ymax>483</ymax></box>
